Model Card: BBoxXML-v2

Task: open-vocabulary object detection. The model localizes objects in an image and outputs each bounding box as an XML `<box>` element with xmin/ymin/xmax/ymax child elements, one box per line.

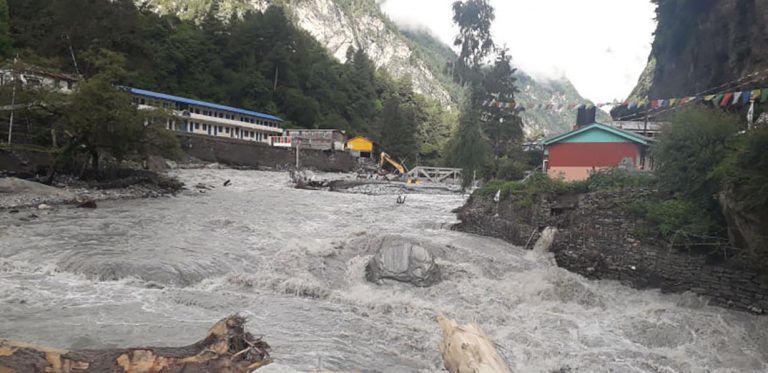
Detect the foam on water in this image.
<box><xmin>0</xmin><ymin>169</ymin><xmax>766</xmax><ymax>372</ymax></box>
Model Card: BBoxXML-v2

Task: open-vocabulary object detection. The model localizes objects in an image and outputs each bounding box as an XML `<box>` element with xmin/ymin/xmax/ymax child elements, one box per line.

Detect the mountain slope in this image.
<box><xmin>140</xmin><ymin>0</ymin><xmax>596</xmax><ymax>136</ymax></box>
<box><xmin>627</xmin><ymin>0</ymin><xmax>768</xmax><ymax>100</ymax></box>
<box><xmin>140</xmin><ymin>0</ymin><xmax>452</xmax><ymax>105</ymax></box>
<box><xmin>400</xmin><ymin>29</ymin><xmax>600</xmax><ymax>137</ymax></box>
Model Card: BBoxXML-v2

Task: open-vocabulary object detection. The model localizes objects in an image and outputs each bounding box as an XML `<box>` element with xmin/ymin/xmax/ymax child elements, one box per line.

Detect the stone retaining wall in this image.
<box><xmin>177</xmin><ymin>133</ymin><xmax>356</xmax><ymax>172</ymax></box>
<box><xmin>455</xmin><ymin>189</ymin><xmax>768</xmax><ymax>314</ymax></box>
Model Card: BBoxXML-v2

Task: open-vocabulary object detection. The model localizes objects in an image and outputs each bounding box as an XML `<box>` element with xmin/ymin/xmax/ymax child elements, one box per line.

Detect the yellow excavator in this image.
<box><xmin>379</xmin><ymin>151</ymin><xmax>407</xmax><ymax>175</ymax></box>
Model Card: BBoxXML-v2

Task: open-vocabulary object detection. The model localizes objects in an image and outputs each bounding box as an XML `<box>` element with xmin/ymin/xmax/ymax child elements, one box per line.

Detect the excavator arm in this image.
<box><xmin>379</xmin><ymin>152</ymin><xmax>407</xmax><ymax>174</ymax></box>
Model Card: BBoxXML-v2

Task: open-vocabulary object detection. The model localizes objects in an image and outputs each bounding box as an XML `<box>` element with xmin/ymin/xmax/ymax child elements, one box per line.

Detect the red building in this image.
<box><xmin>542</xmin><ymin>122</ymin><xmax>654</xmax><ymax>181</ymax></box>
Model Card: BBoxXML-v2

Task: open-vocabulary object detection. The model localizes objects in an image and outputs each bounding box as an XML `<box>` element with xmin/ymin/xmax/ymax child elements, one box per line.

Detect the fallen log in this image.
<box><xmin>0</xmin><ymin>315</ymin><xmax>271</xmax><ymax>373</ymax></box>
<box><xmin>437</xmin><ymin>315</ymin><xmax>512</xmax><ymax>373</ymax></box>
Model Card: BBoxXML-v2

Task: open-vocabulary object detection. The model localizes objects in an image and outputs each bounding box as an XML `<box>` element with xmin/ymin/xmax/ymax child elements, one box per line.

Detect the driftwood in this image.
<box><xmin>437</xmin><ymin>316</ymin><xmax>512</xmax><ymax>373</ymax></box>
<box><xmin>0</xmin><ymin>315</ymin><xmax>270</xmax><ymax>373</ymax></box>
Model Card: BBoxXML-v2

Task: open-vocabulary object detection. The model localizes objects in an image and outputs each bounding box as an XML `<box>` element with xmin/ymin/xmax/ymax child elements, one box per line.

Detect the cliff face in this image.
<box><xmin>140</xmin><ymin>0</ymin><xmax>451</xmax><ymax>104</ymax></box>
<box><xmin>140</xmin><ymin>0</ymin><xmax>595</xmax><ymax>136</ymax></box>
<box><xmin>629</xmin><ymin>0</ymin><xmax>768</xmax><ymax>100</ymax></box>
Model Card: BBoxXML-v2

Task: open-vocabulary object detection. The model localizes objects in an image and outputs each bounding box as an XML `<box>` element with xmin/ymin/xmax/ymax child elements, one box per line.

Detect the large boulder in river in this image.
<box><xmin>365</xmin><ymin>235</ymin><xmax>441</xmax><ymax>287</ymax></box>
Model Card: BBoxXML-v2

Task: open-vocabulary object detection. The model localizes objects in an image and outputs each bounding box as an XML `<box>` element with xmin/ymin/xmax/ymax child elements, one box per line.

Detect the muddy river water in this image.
<box><xmin>1</xmin><ymin>169</ymin><xmax>766</xmax><ymax>372</ymax></box>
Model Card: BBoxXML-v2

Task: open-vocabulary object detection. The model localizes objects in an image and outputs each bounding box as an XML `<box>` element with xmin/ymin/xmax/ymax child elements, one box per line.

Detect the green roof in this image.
<box><xmin>542</xmin><ymin>122</ymin><xmax>654</xmax><ymax>146</ymax></box>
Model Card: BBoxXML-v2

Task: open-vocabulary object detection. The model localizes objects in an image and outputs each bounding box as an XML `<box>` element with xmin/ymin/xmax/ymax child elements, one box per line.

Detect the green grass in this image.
<box><xmin>478</xmin><ymin>169</ymin><xmax>655</xmax><ymax>199</ymax></box>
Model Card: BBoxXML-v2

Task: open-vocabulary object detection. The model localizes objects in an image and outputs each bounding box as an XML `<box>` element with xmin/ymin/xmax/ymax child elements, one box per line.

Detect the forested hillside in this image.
<box><xmin>6</xmin><ymin>0</ymin><xmax>452</xmax><ymax>164</ymax></box>
<box><xmin>142</xmin><ymin>0</ymin><xmax>598</xmax><ymax>137</ymax></box>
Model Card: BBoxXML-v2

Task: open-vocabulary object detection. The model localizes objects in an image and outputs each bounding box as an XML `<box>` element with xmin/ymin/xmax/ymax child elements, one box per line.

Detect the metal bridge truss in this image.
<box><xmin>404</xmin><ymin>167</ymin><xmax>463</xmax><ymax>184</ymax></box>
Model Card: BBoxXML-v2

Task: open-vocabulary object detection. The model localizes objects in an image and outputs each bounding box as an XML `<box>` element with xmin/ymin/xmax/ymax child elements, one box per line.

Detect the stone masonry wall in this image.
<box><xmin>455</xmin><ymin>189</ymin><xmax>768</xmax><ymax>314</ymax></box>
<box><xmin>177</xmin><ymin>133</ymin><xmax>356</xmax><ymax>173</ymax></box>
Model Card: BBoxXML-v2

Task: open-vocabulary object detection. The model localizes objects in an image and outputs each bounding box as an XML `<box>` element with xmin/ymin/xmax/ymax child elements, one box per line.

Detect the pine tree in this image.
<box><xmin>449</xmin><ymin>0</ymin><xmax>496</xmax><ymax>187</ymax></box>
<box><xmin>482</xmin><ymin>48</ymin><xmax>523</xmax><ymax>159</ymax></box>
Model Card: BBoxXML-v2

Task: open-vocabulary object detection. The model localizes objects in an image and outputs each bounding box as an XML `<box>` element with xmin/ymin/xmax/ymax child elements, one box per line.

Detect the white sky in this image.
<box><xmin>379</xmin><ymin>0</ymin><xmax>657</xmax><ymax>103</ymax></box>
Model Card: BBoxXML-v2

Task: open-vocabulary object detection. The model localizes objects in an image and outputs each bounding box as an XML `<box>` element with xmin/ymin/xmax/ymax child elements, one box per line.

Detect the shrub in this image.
<box><xmin>633</xmin><ymin>197</ymin><xmax>718</xmax><ymax>239</ymax></box>
<box><xmin>653</xmin><ymin>106</ymin><xmax>740</xmax><ymax>213</ymax></box>
<box><xmin>582</xmin><ymin>168</ymin><xmax>656</xmax><ymax>191</ymax></box>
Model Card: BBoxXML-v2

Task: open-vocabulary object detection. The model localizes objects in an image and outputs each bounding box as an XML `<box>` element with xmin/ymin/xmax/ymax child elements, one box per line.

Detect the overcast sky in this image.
<box><xmin>379</xmin><ymin>0</ymin><xmax>657</xmax><ymax>103</ymax></box>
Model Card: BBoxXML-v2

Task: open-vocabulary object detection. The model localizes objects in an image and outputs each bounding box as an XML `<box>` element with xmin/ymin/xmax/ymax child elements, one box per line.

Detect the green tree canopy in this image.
<box><xmin>6</xmin><ymin>0</ymin><xmax>452</xmax><ymax>161</ymax></box>
<box><xmin>61</xmin><ymin>50</ymin><xmax>179</xmax><ymax>172</ymax></box>
<box><xmin>654</xmin><ymin>106</ymin><xmax>740</xmax><ymax>212</ymax></box>
<box><xmin>0</xmin><ymin>0</ymin><xmax>11</xmax><ymax>57</ymax></box>
<box><xmin>447</xmin><ymin>0</ymin><xmax>525</xmax><ymax>186</ymax></box>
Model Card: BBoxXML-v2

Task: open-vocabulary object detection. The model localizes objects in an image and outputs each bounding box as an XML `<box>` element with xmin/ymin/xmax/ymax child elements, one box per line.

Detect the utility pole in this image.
<box><xmin>7</xmin><ymin>56</ymin><xmax>18</xmax><ymax>145</ymax></box>
<box><xmin>295</xmin><ymin>138</ymin><xmax>300</xmax><ymax>169</ymax></box>
<box><xmin>643</xmin><ymin>113</ymin><xmax>649</xmax><ymax>137</ymax></box>
<box><xmin>273</xmin><ymin>64</ymin><xmax>279</xmax><ymax>91</ymax></box>
<box><xmin>64</xmin><ymin>34</ymin><xmax>81</xmax><ymax>76</ymax></box>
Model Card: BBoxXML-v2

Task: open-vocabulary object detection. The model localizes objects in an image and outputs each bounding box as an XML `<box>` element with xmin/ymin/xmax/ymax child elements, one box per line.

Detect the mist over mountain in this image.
<box><xmin>141</xmin><ymin>0</ymin><xmax>595</xmax><ymax>136</ymax></box>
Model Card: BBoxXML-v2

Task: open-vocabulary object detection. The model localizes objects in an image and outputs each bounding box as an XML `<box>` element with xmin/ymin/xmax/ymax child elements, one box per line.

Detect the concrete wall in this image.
<box><xmin>455</xmin><ymin>189</ymin><xmax>768</xmax><ymax>314</ymax></box>
<box><xmin>177</xmin><ymin>133</ymin><xmax>356</xmax><ymax>172</ymax></box>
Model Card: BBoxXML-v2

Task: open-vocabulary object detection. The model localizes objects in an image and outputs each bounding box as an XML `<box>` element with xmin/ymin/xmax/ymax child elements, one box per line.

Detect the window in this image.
<box><xmin>194</xmin><ymin>123</ymin><xmax>200</xmax><ymax>130</ymax></box>
<box><xmin>225</xmin><ymin>127</ymin><xmax>230</xmax><ymax>134</ymax></box>
<box><xmin>203</xmin><ymin>124</ymin><xmax>208</xmax><ymax>131</ymax></box>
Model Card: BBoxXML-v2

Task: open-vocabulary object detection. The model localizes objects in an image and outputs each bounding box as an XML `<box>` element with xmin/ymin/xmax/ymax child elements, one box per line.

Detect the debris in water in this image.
<box><xmin>76</xmin><ymin>200</ymin><xmax>98</xmax><ymax>209</ymax></box>
<box><xmin>437</xmin><ymin>315</ymin><xmax>511</xmax><ymax>373</ymax></box>
<box><xmin>0</xmin><ymin>314</ymin><xmax>271</xmax><ymax>372</ymax></box>
<box><xmin>396</xmin><ymin>194</ymin><xmax>407</xmax><ymax>204</ymax></box>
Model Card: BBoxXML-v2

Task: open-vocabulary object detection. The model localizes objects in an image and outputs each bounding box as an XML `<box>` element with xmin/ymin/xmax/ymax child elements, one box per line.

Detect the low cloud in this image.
<box><xmin>379</xmin><ymin>0</ymin><xmax>656</xmax><ymax>103</ymax></box>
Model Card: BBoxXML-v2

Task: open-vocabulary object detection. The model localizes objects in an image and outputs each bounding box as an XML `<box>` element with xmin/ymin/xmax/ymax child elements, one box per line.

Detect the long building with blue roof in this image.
<box><xmin>127</xmin><ymin>87</ymin><xmax>284</xmax><ymax>143</ymax></box>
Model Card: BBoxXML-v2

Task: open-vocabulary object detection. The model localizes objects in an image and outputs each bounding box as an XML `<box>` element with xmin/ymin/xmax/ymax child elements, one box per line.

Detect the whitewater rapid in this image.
<box><xmin>1</xmin><ymin>169</ymin><xmax>766</xmax><ymax>372</ymax></box>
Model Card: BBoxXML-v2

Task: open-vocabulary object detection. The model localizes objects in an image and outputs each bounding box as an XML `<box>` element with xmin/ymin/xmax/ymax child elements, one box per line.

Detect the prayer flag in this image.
<box><xmin>732</xmin><ymin>91</ymin><xmax>742</xmax><ymax>105</ymax></box>
<box><xmin>741</xmin><ymin>90</ymin><xmax>751</xmax><ymax>104</ymax></box>
<box><xmin>720</xmin><ymin>93</ymin><xmax>733</xmax><ymax>107</ymax></box>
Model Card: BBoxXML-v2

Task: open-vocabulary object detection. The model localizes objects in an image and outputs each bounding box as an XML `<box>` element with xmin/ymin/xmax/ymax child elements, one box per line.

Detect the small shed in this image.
<box><xmin>347</xmin><ymin>136</ymin><xmax>374</xmax><ymax>158</ymax></box>
<box><xmin>542</xmin><ymin>122</ymin><xmax>654</xmax><ymax>181</ymax></box>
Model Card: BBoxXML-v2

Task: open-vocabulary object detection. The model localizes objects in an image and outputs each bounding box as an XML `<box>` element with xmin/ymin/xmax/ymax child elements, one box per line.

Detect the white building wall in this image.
<box><xmin>135</xmin><ymin>96</ymin><xmax>283</xmax><ymax>143</ymax></box>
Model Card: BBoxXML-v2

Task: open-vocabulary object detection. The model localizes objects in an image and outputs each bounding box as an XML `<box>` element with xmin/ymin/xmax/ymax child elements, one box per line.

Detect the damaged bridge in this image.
<box><xmin>404</xmin><ymin>167</ymin><xmax>463</xmax><ymax>185</ymax></box>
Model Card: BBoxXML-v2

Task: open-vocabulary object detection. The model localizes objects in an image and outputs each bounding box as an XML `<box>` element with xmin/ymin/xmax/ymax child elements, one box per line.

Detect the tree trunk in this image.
<box><xmin>0</xmin><ymin>315</ymin><xmax>271</xmax><ymax>373</ymax></box>
<box><xmin>90</xmin><ymin>149</ymin><xmax>99</xmax><ymax>175</ymax></box>
<box><xmin>437</xmin><ymin>315</ymin><xmax>512</xmax><ymax>373</ymax></box>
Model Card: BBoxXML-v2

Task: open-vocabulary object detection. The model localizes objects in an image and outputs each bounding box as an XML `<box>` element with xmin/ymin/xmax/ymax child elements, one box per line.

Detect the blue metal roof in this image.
<box><xmin>126</xmin><ymin>87</ymin><xmax>283</xmax><ymax>122</ymax></box>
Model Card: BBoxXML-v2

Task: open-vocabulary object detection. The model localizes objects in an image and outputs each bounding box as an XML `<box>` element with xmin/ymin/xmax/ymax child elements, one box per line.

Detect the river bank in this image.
<box><xmin>454</xmin><ymin>188</ymin><xmax>768</xmax><ymax>315</ymax></box>
<box><xmin>0</xmin><ymin>172</ymin><xmax>184</xmax><ymax>211</ymax></box>
<box><xmin>1</xmin><ymin>168</ymin><xmax>767</xmax><ymax>372</ymax></box>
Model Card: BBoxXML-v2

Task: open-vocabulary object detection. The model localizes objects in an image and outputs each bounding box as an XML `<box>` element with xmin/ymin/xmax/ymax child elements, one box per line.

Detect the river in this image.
<box><xmin>1</xmin><ymin>169</ymin><xmax>766</xmax><ymax>372</ymax></box>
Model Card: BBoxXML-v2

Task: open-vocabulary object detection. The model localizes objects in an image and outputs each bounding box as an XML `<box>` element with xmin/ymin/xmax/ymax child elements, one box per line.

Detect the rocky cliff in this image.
<box><xmin>139</xmin><ymin>0</ymin><xmax>594</xmax><ymax>135</ymax></box>
<box><xmin>140</xmin><ymin>0</ymin><xmax>452</xmax><ymax>104</ymax></box>
<box><xmin>628</xmin><ymin>0</ymin><xmax>768</xmax><ymax>100</ymax></box>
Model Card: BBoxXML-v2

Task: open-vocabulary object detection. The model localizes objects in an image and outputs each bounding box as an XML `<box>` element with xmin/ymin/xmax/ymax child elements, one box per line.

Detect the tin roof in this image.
<box><xmin>542</xmin><ymin>122</ymin><xmax>654</xmax><ymax>146</ymax></box>
<box><xmin>127</xmin><ymin>87</ymin><xmax>283</xmax><ymax>122</ymax></box>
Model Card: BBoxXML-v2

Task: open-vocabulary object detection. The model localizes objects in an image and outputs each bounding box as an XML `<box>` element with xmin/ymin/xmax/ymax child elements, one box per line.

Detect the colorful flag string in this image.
<box><xmin>483</xmin><ymin>88</ymin><xmax>768</xmax><ymax>112</ymax></box>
